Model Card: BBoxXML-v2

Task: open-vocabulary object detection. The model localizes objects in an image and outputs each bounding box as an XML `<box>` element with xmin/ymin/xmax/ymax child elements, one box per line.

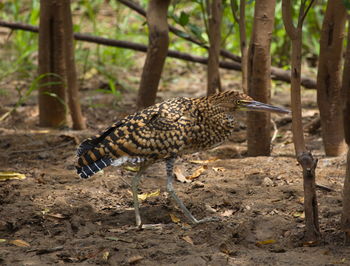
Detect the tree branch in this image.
<box><xmin>282</xmin><ymin>0</ymin><xmax>297</xmax><ymax>39</ymax></box>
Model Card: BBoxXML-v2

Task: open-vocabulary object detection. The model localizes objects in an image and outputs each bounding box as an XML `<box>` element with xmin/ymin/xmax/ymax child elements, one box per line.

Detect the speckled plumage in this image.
<box><xmin>76</xmin><ymin>90</ymin><xmax>288</xmax><ymax>226</ymax></box>
<box><xmin>76</xmin><ymin>90</ymin><xmax>250</xmax><ymax>178</ymax></box>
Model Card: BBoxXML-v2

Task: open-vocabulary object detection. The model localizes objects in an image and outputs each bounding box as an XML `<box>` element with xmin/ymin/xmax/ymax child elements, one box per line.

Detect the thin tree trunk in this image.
<box><xmin>239</xmin><ymin>0</ymin><xmax>248</xmax><ymax>94</ymax></box>
<box><xmin>38</xmin><ymin>0</ymin><xmax>67</xmax><ymax>127</ymax></box>
<box><xmin>207</xmin><ymin>0</ymin><xmax>222</xmax><ymax>95</ymax></box>
<box><xmin>62</xmin><ymin>0</ymin><xmax>85</xmax><ymax>130</ymax></box>
<box><xmin>341</xmin><ymin>16</ymin><xmax>350</xmax><ymax>245</ymax></box>
<box><xmin>136</xmin><ymin>0</ymin><xmax>170</xmax><ymax>109</ymax></box>
<box><xmin>230</xmin><ymin>0</ymin><xmax>248</xmax><ymax>94</ymax></box>
<box><xmin>316</xmin><ymin>0</ymin><xmax>347</xmax><ymax>156</ymax></box>
<box><xmin>247</xmin><ymin>0</ymin><xmax>276</xmax><ymax>156</ymax></box>
<box><xmin>282</xmin><ymin>0</ymin><xmax>319</xmax><ymax>242</ymax></box>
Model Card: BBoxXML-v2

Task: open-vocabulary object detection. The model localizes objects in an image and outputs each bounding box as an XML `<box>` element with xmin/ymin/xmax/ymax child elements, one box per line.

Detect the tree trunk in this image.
<box><xmin>247</xmin><ymin>0</ymin><xmax>276</xmax><ymax>156</ymax></box>
<box><xmin>282</xmin><ymin>0</ymin><xmax>320</xmax><ymax>242</ymax></box>
<box><xmin>230</xmin><ymin>0</ymin><xmax>248</xmax><ymax>94</ymax></box>
<box><xmin>316</xmin><ymin>0</ymin><xmax>347</xmax><ymax>156</ymax></box>
<box><xmin>62</xmin><ymin>0</ymin><xmax>86</xmax><ymax>130</ymax></box>
<box><xmin>341</xmin><ymin>16</ymin><xmax>350</xmax><ymax>245</ymax></box>
<box><xmin>38</xmin><ymin>0</ymin><xmax>85</xmax><ymax>129</ymax></box>
<box><xmin>239</xmin><ymin>0</ymin><xmax>248</xmax><ymax>94</ymax></box>
<box><xmin>136</xmin><ymin>0</ymin><xmax>170</xmax><ymax>109</ymax></box>
<box><xmin>38</xmin><ymin>0</ymin><xmax>67</xmax><ymax>127</ymax></box>
<box><xmin>207</xmin><ymin>0</ymin><xmax>222</xmax><ymax>95</ymax></box>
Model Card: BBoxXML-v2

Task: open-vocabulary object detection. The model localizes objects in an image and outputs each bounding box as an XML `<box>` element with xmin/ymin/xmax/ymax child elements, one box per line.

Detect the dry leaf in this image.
<box><xmin>186</xmin><ymin>165</ymin><xmax>208</xmax><ymax>180</ymax></box>
<box><xmin>189</xmin><ymin>158</ymin><xmax>217</xmax><ymax>164</ymax></box>
<box><xmin>127</xmin><ymin>255</ymin><xmax>143</xmax><ymax>264</ymax></box>
<box><xmin>170</xmin><ymin>213</ymin><xmax>181</xmax><ymax>223</ymax></box>
<box><xmin>293</xmin><ymin>211</ymin><xmax>305</xmax><ymax>218</ymax></box>
<box><xmin>10</xmin><ymin>239</ymin><xmax>30</xmax><ymax>247</ymax></box>
<box><xmin>213</xmin><ymin>167</ymin><xmax>225</xmax><ymax>172</ymax></box>
<box><xmin>83</xmin><ymin>67</ymin><xmax>98</xmax><ymax>80</ymax></box>
<box><xmin>297</xmin><ymin>197</ymin><xmax>304</xmax><ymax>204</ymax></box>
<box><xmin>220</xmin><ymin>209</ymin><xmax>234</xmax><ymax>217</ymax></box>
<box><xmin>256</xmin><ymin>239</ymin><xmax>276</xmax><ymax>246</ymax></box>
<box><xmin>102</xmin><ymin>251</ymin><xmax>109</xmax><ymax>261</ymax></box>
<box><xmin>138</xmin><ymin>189</ymin><xmax>160</xmax><ymax>201</ymax></box>
<box><xmin>124</xmin><ymin>165</ymin><xmax>140</xmax><ymax>172</ymax></box>
<box><xmin>0</xmin><ymin>239</ymin><xmax>6</xmax><ymax>243</ymax></box>
<box><xmin>45</xmin><ymin>213</ymin><xmax>65</xmax><ymax>219</ymax></box>
<box><xmin>303</xmin><ymin>240</ymin><xmax>318</xmax><ymax>247</ymax></box>
<box><xmin>182</xmin><ymin>236</ymin><xmax>194</xmax><ymax>245</ymax></box>
<box><xmin>0</xmin><ymin>172</ymin><xmax>26</xmax><ymax>181</ymax></box>
<box><xmin>174</xmin><ymin>166</ymin><xmax>191</xmax><ymax>183</ymax></box>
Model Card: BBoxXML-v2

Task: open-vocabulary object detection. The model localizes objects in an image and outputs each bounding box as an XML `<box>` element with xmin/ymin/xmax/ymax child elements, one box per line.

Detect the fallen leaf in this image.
<box><xmin>41</xmin><ymin>208</ymin><xmax>50</xmax><ymax>215</ymax></box>
<box><xmin>297</xmin><ymin>197</ymin><xmax>304</xmax><ymax>204</ymax></box>
<box><xmin>303</xmin><ymin>240</ymin><xmax>318</xmax><ymax>247</ymax></box>
<box><xmin>170</xmin><ymin>213</ymin><xmax>181</xmax><ymax>223</ymax></box>
<box><xmin>256</xmin><ymin>239</ymin><xmax>276</xmax><ymax>246</ymax></box>
<box><xmin>127</xmin><ymin>255</ymin><xmax>143</xmax><ymax>264</ymax></box>
<box><xmin>213</xmin><ymin>167</ymin><xmax>225</xmax><ymax>172</ymax></box>
<box><xmin>182</xmin><ymin>236</ymin><xmax>194</xmax><ymax>245</ymax></box>
<box><xmin>10</xmin><ymin>239</ymin><xmax>30</xmax><ymax>247</ymax></box>
<box><xmin>124</xmin><ymin>165</ymin><xmax>140</xmax><ymax>172</ymax></box>
<box><xmin>45</xmin><ymin>213</ymin><xmax>65</xmax><ymax>219</ymax></box>
<box><xmin>186</xmin><ymin>165</ymin><xmax>208</xmax><ymax>180</ymax></box>
<box><xmin>0</xmin><ymin>172</ymin><xmax>26</xmax><ymax>181</ymax></box>
<box><xmin>83</xmin><ymin>67</ymin><xmax>98</xmax><ymax>80</ymax></box>
<box><xmin>189</xmin><ymin>158</ymin><xmax>218</xmax><ymax>164</ymax></box>
<box><xmin>138</xmin><ymin>189</ymin><xmax>160</xmax><ymax>201</ymax></box>
<box><xmin>293</xmin><ymin>211</ymin><xmax>305</xmax><ymax>218</ymax></box>
<box><xmin>219</xmin><ymin>243</ymin><xmax>237</xmax><ymax>255</ymax></box>
<box><xmin>220</xmin><ymin>209</ymin><xmax>234</xmax><ymax>217</ymax></box>
<box><xmin>102</xmin><ymin>251</ymin><xmax>109</xmax><ymax>261</ymax></box>
<box><xmin>174</xmin><ymin>166</ymin><xmax>191</xmax><ymax>183</ymax></box>
<box><xmin>0</xmin><ymin>239</ymin><xmax>6</xmax><ymax>243</ymax></box>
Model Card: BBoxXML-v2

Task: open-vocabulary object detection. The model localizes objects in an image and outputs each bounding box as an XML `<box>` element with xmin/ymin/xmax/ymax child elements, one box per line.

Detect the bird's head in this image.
<box><xmin>210</xmin><ymin>91</ymin><xmax>290</xmax><ymax>114</ymax></box>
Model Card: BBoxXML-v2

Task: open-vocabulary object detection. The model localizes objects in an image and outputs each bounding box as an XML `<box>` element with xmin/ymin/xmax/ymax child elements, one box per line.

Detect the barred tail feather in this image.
<box><xmin>76</xmin><ymin>157</ymin><xmax>113</xmax><ymax>179</ymax></box>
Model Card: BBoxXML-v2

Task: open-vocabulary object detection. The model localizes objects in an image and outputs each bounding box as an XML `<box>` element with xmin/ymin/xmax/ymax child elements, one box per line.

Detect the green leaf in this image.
<box><xmin>343</xmin><ymin>0</ymin><xmax>350</xmax><ymax>10</ymax></box>
<box><xmin>179</xmin><ymin>11</ymin><xmax>189</xmax><ymax>27</ymax></box>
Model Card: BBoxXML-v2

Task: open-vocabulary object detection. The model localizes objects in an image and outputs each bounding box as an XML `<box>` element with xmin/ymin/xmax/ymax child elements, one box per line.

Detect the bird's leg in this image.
<box><xmin>132</xmin><ymin>164</ymin><xmax>165</xmax><ymax>229</ymax></box>
<box><xmin>165</xmin><ymin>158</ymin><xmax>220</xmax><ymax>225</ymax></box>
<box><xmin>132</xmin><ymin>167</ymin><xmax>145</xmax><ymax>228</ymax></box>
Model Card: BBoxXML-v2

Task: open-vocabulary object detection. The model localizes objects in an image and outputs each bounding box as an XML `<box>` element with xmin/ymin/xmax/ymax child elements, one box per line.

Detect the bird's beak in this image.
<box><xmin>239</xmin><ymin>100</ymin><xmax>290</xmax><ymax>114</ymax></box>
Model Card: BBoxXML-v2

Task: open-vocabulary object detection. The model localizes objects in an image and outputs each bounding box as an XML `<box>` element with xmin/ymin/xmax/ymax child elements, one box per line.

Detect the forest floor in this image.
<box><xmin>0</xmin><ymin>60</ymin><xmax>349</xmax><ymax>265</ymax></box>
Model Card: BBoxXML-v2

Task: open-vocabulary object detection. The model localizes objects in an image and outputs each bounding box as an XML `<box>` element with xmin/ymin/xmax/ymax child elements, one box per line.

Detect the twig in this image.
<box><xmin>26</xmin><ymin>246</ymin><xmax>64</xmax><ymax>254</ymax></box>
<box><xmin>271</xmin><ymin>118</ymin><xmax>279</xmax><ymax>143</ymax></box>
<box><xmin>315</xmin><ymin>184</ymin><xmax>333</xmax><ymax>192</ymax></box>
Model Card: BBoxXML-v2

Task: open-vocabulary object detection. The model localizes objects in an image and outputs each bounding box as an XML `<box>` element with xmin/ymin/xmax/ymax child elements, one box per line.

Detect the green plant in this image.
<box><xmin>0</xmin><ymin>73</ymin><xmax>62</xmax><ymax>121</ymax></box>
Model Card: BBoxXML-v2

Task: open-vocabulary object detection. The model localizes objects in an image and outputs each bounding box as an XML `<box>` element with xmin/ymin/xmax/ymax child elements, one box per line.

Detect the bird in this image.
<box><xmin>76</xmin><ymin>90</ymin><xmax>289</xmax><ymax>227</ymax></box>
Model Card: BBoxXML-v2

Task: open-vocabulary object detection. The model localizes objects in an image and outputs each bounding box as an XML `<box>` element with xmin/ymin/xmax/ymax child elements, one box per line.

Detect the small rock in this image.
<box><xmin>191</xmin><ymin>181</ymin><xmax>205</xmax><ymax>189</ymax></box>
<box><xmin>38</xmin><ymin>151</ymin><xmax>50</xmax><ymax>159</ymax></box>
<box><xmin>263</xmin><ymin>177</ymin><xmax>274</xmax><ymax>187</ymax></box>
<box><xmin>127</xmin><ymin>255</ymin><xmax>143</xmax><ymax>264</ymax></box>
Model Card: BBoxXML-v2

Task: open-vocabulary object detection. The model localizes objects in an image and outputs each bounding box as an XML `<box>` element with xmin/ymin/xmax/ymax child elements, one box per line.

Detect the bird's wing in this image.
<box><xmin>145</xmin><ymin>97</ymin><xmax>197</xmax><ymax>130</ymax></box>
<box><xmin>76</xmin><ymin>120</ymin><xmax>125</xmax><ymax>156</ymax></box>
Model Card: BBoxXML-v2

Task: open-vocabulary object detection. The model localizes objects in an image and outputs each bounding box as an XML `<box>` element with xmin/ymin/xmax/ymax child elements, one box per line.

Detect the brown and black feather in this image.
<box><xmin>76</xmin><ymin>91</ymin><xmax>252</xmax><ymax>178</ymax></box>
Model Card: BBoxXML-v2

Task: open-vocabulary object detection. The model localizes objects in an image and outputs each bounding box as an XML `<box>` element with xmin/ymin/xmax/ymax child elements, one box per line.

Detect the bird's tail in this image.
<box><xmin>76</xmin><ymin>156</ymin><xmax>113</xmax><ymax>179</ymax></box>
<box><xmin>76</xmin><ymin>138</ymin><xmax>112</xmax><ymax>179</ymax></box>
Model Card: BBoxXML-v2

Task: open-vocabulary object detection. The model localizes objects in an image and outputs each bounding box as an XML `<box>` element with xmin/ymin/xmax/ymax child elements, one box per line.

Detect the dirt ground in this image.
<box><xmin>0</xmin><ymin>62</ymin><xmax>349</xmax><ymax>265</ymax></box>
